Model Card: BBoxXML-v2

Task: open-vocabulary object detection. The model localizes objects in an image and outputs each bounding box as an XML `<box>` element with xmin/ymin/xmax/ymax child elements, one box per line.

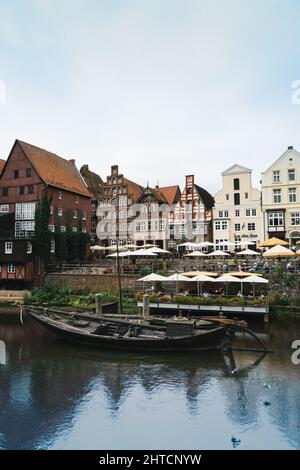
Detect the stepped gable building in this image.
<box><xmin>97</xmin><ymin>165</ymin><xmax>144</xmax><ymax>246</ymax></box>
<box><xmin>133</xmin><ymin>184</ymin><xmax>181</xmax><ymax>249</ymax></box>
<box><xmin>173</xmin><ymin>175</ymin><xmax>214</xmax><ymax>245</ymax></box>
<box><xmin>213</xmin><ymin>164</ymin><xmax>263</xmax><ymax>250</ymax></box>
<box><xmin>0</xmin><ymin>139</ymin><xmax>92</xmax><ymax>284</ymax></box>
<box><xmin>80</xmin><ymin>164</ymin><xmax>103</xmax><ymax>241</ymax></box>
<box><xmin>261</xmin><ymin>146</ymin><xmax>300</xmax><ymax>247</ymax></box>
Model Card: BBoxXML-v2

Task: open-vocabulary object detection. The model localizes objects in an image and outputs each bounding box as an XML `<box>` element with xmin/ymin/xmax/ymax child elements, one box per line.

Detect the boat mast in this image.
<box><xmin>116</xmin><ymin>238</ymin><xmax>123</xmax><ymax>315</ymax></box>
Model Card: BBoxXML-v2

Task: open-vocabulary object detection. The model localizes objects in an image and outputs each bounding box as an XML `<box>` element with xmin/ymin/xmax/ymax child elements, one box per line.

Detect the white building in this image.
<box><xmin>213</xmin><ymin>164</ymin><xmax>263</xmax><ymax>250</ymax></box>
<box><xmin>261</xmin><ymin>146</ymin><xmax>300</xmax><ymax>247</ymax></box>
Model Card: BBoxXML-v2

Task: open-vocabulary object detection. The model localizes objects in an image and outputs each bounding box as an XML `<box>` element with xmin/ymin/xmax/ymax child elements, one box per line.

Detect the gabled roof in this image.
<box><xmin>123</xmin><ymin>177</ymin><xmax>144</xmax><ymax>202</ymax></box>
<box><xmin>194</xmin><ymin>185</ymin><xmax>215</xmax><ymax>209</ymax></box>
<box><xmin>222</xmin><ymin>163</ymin><xmax>252</xmax><ymax>176</ymax></box>
<box><xmin>156</xmin><ymin>185</ymin><xmax>181</xmax><ymax>206</ymax></box>
<box><xmin>261</xmin><ymin>146</ymin><xmax>300</xmax><ymax>175</ymax></box>
<box><xmin>0</xmin><ymin>159</ymin><xmax>5</xmax><ymax>176</ymax></box>
<box><xmin>16</xmin><ymin>140</ymin><xmax>91</xmax><ymax>197</ymax></box>
<box><xmin>80</xmin><ymin>165</ymin><xmax>103</xmax><ymax>200</ymax></box>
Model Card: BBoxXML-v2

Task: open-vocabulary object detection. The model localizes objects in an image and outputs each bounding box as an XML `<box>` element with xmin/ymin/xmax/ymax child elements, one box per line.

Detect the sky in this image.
<box><xmin>0</xmin><ymin>0</ymin><xmax>300</xmax><ymax>194</ymax></box>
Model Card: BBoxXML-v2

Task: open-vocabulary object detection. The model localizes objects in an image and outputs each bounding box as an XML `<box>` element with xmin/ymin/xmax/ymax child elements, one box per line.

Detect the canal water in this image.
<box><xmin>0</xmin><ymin>313</ymin><xmax>299</xmax><ymax>450</ymax></box>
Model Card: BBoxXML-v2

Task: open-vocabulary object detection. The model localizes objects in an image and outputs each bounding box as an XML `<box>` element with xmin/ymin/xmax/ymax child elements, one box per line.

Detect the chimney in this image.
<box><xmin>69</xmin><ymin>159</ymin><xmax>76</xmax><ymax>165</ymax></box>
<box><xmin>288</xmin><ymin>146</ymin><xmax>293</xmax><ymax>150</ymax></box>
<box><xmin>111</xmin><ymin>165</ymin><xmax>119</xmax><ymax>176</ymax></box>
<box><xmin>81</xmin><ymin>164</ymin><xmax>89</xmax><ymax>171</ymax></box>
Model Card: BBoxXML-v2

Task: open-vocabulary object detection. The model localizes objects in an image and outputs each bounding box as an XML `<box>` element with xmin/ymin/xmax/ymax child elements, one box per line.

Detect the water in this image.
<box><xmin>0</xmin><ymin>313</ymin><xmax>299</xmax><ymax>450</ymax></box>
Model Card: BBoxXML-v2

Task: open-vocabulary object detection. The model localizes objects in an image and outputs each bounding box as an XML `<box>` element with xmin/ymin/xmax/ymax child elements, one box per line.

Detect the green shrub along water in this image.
<box><xmin>24</xmin><ymin>284</ymin><xmax>138</xmax><ymax>314</ymax></box>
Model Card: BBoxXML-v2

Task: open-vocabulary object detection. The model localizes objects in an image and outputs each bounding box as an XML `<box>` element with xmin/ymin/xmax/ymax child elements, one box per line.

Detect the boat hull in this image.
<box><xmin>27</xmin><ymin>309</ymin><xmax>229</xmax><ymax>352</ymax></box>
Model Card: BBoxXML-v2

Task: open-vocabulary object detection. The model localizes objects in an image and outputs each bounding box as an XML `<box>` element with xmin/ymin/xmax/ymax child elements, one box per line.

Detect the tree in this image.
<box><xmin>35</xmin><ymin>195</ymin><xmax>52</xmax><ymax>265</ymax></box>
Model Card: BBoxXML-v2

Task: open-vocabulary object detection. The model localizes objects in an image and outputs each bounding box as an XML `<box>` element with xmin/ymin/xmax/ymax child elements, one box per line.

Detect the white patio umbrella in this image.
<box><xmin>242</xmin><ymin>275</ymin><xmax>269</xmax><ymax>296</ymax></box>
<box><xmin>213</xmin><ymin>273</ymin><xmax>241</xmax><ymax>295</ymax></box>
<box><xmin>138</xmin><ymin>273</ymin><xmax>166</xmax><ymax>282</ymax></box>
<box><xmin>160</xmin><ymin>273</ymin><xmax>193</xmax><ymax>294</ymax></box>
<box><xmin>185</xmin><ymin>251</ymin><xmax>207</xmax><ymax>257</ymax></box>
<box><xmin>264</xmin><ymin>245</ymin><xmax>295</xmax><ymax>258</ymax></box>
<box><xmin>147</xmin><ymin>247</ymin><xmax>171</xmax><ymax>254</ymax></box>
<box><xmin>91</xmin><ymin>245</ymin><xmax>107</xmax><ymax>251</ymax></box>
<box><xmin>193</xmin><ymin>274</ymin><xmax>213</xmax><ymax>295</ymax></box>
<box><xmin>238</xmin><ymin>248</ymin><xmax>260</xmax><ymax>256</ymax></box>
<box><xmin>107</xmin><ymin>250</ymin><xmax>133</xmax><ymax>258</ymax></box>
<box><xmin>207</xmin><ymin>250</ymin><xmax>230</xmax><ymax>257</ymax></box>
<box><xmin>129</xmin><ymin>249</ymin><xmax>158</xmax><ymax>256</ymax></box>
<box><xmin>141</xmin><ymin>243</ymin><xmax>158</xmax><ymax>248</ymax></box>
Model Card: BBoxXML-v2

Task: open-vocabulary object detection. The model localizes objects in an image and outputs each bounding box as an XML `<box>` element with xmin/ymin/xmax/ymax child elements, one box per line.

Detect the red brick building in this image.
<box><xmin>0</xmin><ymin>140</ymin><xmax>92</xmax><ymax>285</ymax></box>
<box><xmin>80</xmin><ymin>164</ymin><xmax>103</xmax><ymax>243</ymax></box>
<box><xmin>0</xmin><ymin>159</ymin><xmax>5</xmax><ymax>176</ymax></box>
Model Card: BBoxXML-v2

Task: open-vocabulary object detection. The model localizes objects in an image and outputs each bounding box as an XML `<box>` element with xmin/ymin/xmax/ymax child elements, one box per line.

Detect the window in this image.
<box><xmin>26</xmin><ymin>168</ymin><xmax>32</xmax><ymax>177</ymax></box>
<box><xmin>50</xmin><ymin>206</ymin><xmax>53</xmax><ymax>215</ymax></box>
<box><xmin>135</xmin><ymin>222</ymin><xmax>141</xmax><ymax>232</ymax></box>
<box><xmin>289</xmin><ymin>188</ymin><xmax>296</xmax><ymax>203</ymax></box>
<box><xmin>233</xmin><ymin>178</ymin><xmax>240</xmax><ymax>190</ymax></box>
<box><xmin>26</xmin><ymin>242</ymin><xmax>32</xmax><ymax>254</ymax></box>
<box><xmin>268</xmin><ymin>211</ymin><xmax>284</xmax><ymax>227</ymax></box>
<box><xmin>234</xmin><ymin>193</ymin><xmax>240</xmax><ymax>205</ymax></box>
<box><xmin>235</xmin><ymin>223</ymin><xmax>241</xmax><ymax>231</ymax></box>
<box><xmin>221</xmin><ymin>221</ymin><xmax>228</xmax><ymax>230</ymax></box>
<box><xmin>218</xmin><ymin>211</ymin><xmax>223</xmax><ymax>218</ymax></box>
<box><xmin>15</xmin><ymin>203</ymin><xmax>36</xmax><ymax>220</ymax></box>
<box><xmin>28</xmin><ymin>185</ymin><xmax>34</xmax><ymax>194</ymax></box>
<box><xmin>82</xmin><ymin>212</ymin><xmax>86</xmax><ymax>220</ymax></box>
<box><xmin>215</xmin><ymin>239</ymin><xmax>228</xmax><ymax>251</ymax></box>
<box><xmin>91</xmin><ymin>203</ymin><xmax>96</xmax><ymax>212</ymax></box>
<box><xmin>246</xmin><ymin>209</ymin><xmax>251</xmax><ymax>217</ymax></box>
<box><xmin>57</xmin><ymin>208</ymin><xmax>63</xmax><ymax>216</ymax></box>
<box><xmin>215</xmin><ymin>221</ymin><xmax>221</xmax><ymax>230</ymax></box>
<box><xmin>15</xmin><ymin>221</ymin><xmax>35</xmax><ymax>236</ymax></box>
<box><xmin>288</xmin><ymin>169</ymin><xmax>295</xmax><ymax>182</ymax></box>
<box><xmin>75</xmin><ymin>196</ymin><xmax>79</xmax><ymax>204</ymax></box>
<box><xmin>224</xmin><ymin>210</ymin><xmax>229</xmax><ymax>218</ymax></box>
<box><xmin>14</xmin><ymin>169</ymin><xmax>19</xmax><ymax>179</ymax></box>
<box><xmin>48</xmin><ymin>225</ymin><xmax>55</xmax><ymax>232</ymax></box>
<box><xmin>72</xmin><ymin>227</ymin><xmax>78</xmax><ymax>232</ymax></box>
<box><xmin>5</xmin><ymin>242</ymin><xmax>13</xmax><ymax>254</ymax></box>
<box><xmin>252</xmin><ymin>209</ymin><xmax>257</xmax><ymax>216</ymax></box>
<box><xmin>92</xmin><ymin>220</ymin><xmax>96</xmax><ymax>230</ymax></box>
<box><xmin>0</xmin><ymin>204</ymin><xmax>9</xmax><ymax>213</ymax></box>
<box><xmin>2</xmin><ymin>187</ymin><xmax>8</xmax><ymax>196</ymax></box>
<box><xmin>50</xmin><ymin>241</ymin><xmax>55</xmax><ymax>253</ymax></box>
<box><xmin>8</xmin><ymin>264</ymin><xmax>15</xmax><ymax>274</ymax></box>
<box><xmin>226</xmin><ymin>194</ymin><xmax>229</xmax><ymax>201</ymax></box>
<box><xmin>291</xmin><ymin>213</ymin><xmax>300</xmax><ymax>226</ymax></box>
<box><xmin>273</xmin><ymin>189</ymin><xmax>281</xmax><ymax>204</ymax></box>
<box><xmin>248</xmin><ymin>223</ymin><xmax>256</xmax><ymax>231</ymax></box>
<box><xmin>82</xmin><ymin>227</ymin><xmax>87</xmax><ymax>233</ymax></box>
<box><xmin>58</xmin><ymin>191</ymin><xmax>62</xmax><ymax>199</ymax></box>
<box><xmin>60</xmin><ymin>226</ymin><xmax>66</xmax><ymax>232</ymax></box>
<box><xmin>73</xmin><ymin>210</ymin><xmax>77</xmax><ymax>219</ymax></box>
<box><xmin>19</xmin><ymin>186</ymin><xmax>25</xmax><ymax>195</ymax></box>
<box><xmin>273</xmin><ymin>170</ymin><xmax>280</xmax><ymax>183</ymax></box>
<box><xmin>235</xmin><ymin>210</ymin><xmax>240</xmax><ymax>217</ymax></box>
<box><xmin>245</xmin><ymin>192</ymin><xmax>248</xmax><ymax>199</ymax></box>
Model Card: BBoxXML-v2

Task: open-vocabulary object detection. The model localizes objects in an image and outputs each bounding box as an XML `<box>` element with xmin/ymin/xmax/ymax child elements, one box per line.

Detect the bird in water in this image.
<box><xmin>231</xmin><ymin>436</ymin><xmax>241</xmax><ymax>448</ymax></box>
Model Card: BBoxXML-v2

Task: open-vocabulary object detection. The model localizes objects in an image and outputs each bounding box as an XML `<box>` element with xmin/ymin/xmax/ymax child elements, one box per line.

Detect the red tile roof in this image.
<box><xmin>123</xmin><ymin>178</ymin><xmax>144</xmax><ymax>202</ymax></box>
<box><xmin>0</xmin><ymin>159</ymin><xmax>5</xmax><ymax>175</ymax></box>
<box><xmin>17</xmin><ymin>140</ymin><xmax>91</xmax><ymax>197</ymax></box>
<box><xmin>157</xmin><ymin>185</ymin><xmax>181</xmax><ymax>206</ymax></box>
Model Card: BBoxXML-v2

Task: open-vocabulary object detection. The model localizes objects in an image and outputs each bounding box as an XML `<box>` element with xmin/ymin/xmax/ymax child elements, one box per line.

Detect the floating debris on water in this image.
<box><xmin>263</xmin><ymin>383</ymin><xmax>271</xmax><ymax>389</ymax></box>
<box><xmin>263</xmin><ymin>401</ymin><xmax>271</xmax><ymax>406</ymax></box>
<box><xmin>231</xmin><ymin>436</ymin><xmax>241</xmax><ymax>448</ymax></box>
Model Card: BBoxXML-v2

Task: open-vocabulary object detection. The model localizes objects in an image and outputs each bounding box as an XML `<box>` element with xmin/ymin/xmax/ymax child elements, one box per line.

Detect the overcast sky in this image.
<box><xmin>0</xmin><ymin>0</ymin><xmax>300</xmax><ymax>194</ymax></box>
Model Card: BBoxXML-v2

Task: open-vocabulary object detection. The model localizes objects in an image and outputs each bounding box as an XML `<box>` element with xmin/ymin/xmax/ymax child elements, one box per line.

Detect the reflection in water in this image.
<box><xmin>0</xmin><ymin>314</ymin><xmax>299</xmax><ymax>450</ymax></box>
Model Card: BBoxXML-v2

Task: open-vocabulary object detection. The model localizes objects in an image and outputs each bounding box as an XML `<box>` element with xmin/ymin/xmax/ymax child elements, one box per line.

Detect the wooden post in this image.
<box><xmin>95</xmin><ymin>293</ymin><xmax>102</xmax><ymax>315</ymax></box>
<box><xmin>264</xmin><ymin>312</ymin><xmax>269</xmax><ymax>324</ymax></box>
<box><xmin>143</xmin><ymin>293</ymin><xmax>150</xmax><ymax>318</ymax></box>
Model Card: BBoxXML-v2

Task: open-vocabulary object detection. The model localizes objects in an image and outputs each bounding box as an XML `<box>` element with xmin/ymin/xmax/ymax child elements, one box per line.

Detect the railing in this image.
<box><xmin>0</xmin><ymin>230</ymin><xmax>35</xmax><ymax>239</ymax></box>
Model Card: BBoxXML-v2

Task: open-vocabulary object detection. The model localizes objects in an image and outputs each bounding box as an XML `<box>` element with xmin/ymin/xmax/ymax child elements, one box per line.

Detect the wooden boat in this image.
<box><xmin>26</xmin><ymin>306</ymin><xmax>230</xmax><ymax>352</ymax></box>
